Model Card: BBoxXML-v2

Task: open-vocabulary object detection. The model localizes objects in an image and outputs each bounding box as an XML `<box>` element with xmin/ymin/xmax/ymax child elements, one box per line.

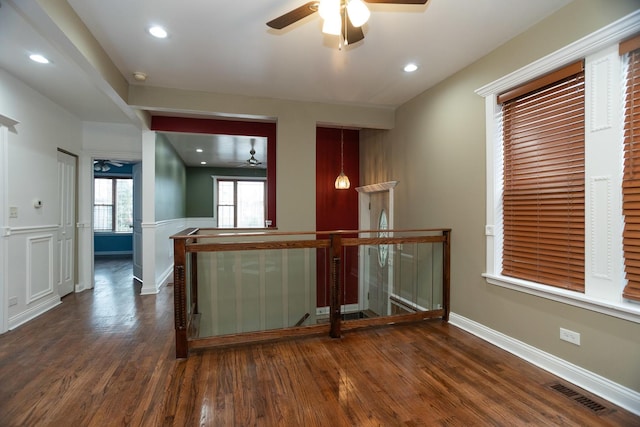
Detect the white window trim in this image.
<box><xmin>211</xmin><ymin>175</ymin><xmax>266</xmax><ymax>227</ymax></box>
<box><xmin>476</xmin><ymin>11</ymin><xmax>640</xmax><ymax>324</ymax></box>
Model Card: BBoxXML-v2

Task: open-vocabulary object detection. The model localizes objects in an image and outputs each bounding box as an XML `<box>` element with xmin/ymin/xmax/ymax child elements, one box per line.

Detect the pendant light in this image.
<box><xmin>335</xmin><ymin>129</ymin><xmax>351</xmax><ymax>190</ymax></box>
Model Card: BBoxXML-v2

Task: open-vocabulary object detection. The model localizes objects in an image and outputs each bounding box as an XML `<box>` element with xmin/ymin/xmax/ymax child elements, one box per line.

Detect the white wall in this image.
<box><xmin>0</xmin><ymin>68</ymin><xmax>83</xmax><ymax>330</ymax></box>
<box><xmin>77</xmin><ymin>122</ymin><xmax>142</xmax><ymax>292</ymax></box>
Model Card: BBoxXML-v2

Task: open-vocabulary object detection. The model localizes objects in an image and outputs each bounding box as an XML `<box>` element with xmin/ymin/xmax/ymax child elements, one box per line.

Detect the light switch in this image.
<box><xmin>9</xmin><ymin>207</ymin><xmax>17</xmax><ymax>218</ymax></box>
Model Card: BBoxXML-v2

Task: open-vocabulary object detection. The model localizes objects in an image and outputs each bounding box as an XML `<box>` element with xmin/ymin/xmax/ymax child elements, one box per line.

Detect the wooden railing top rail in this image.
<box><xmin>170</xmin><ymin>227</ymin><xmax>451</xmax><ymax>241</ymax></box>
<box><xmin>170</xmin><ymin>228</ymin><xmax>450</xmax><ymax>253</ymax></box>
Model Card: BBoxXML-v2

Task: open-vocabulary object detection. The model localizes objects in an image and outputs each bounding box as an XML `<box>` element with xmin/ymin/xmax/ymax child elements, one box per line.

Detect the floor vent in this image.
<box><xmin>548</xmin><ymin>383</ymin><xmax>610</xmax><ymax>415</ymax></box>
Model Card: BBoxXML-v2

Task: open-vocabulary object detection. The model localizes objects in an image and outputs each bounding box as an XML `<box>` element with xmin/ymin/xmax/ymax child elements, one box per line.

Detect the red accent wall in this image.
<box><xmin>150</xmin><ymin>116</ymin><xmax>277</xmax><ymax>227</ymax></box>
<box><xmin>316</xmin><ymin>127</ymin><xmax>360</xmax><ymax>307</ymax></box>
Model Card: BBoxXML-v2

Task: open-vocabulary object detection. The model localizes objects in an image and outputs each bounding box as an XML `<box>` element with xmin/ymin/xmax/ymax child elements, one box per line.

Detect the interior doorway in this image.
<box><xmin>92</xmin><ymin>159</ymin><xmax>140</xmax><ymax>288</ymax></box>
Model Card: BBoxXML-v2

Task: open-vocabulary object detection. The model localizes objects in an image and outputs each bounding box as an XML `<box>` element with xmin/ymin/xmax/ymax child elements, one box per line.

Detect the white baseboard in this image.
<box><xmin>9</xmin><ymin>296</ymin><xmax>61</xmax><ymax>330</ymax></box>
<box><xmin>449</xmin><ymin>312</ymin><xmax>640</xmax><ymax>416</ymax></box>
<box><xmin>316</xmin><ymin>303</ymin><xmax>360</xmax><ymax>316</ymax></box>
<box><xmin>94</xmin><ymin>251</ymin><xmax>133</xmax><ymax>256</ymax></box>
<box><xmin>140</xmin><ymin>264</ymin><xmax>173</xmax><ymax>295</ymax></box>
<box><xmin>159</xmin><ymin>265</ymin><xmax>173</xmax><ymax>288</ymax></box>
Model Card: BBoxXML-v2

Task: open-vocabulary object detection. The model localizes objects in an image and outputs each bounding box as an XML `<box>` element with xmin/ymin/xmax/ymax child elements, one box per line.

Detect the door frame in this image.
<box><xmin>0</xmin><ymin>116</ymin><xmax>18</xmax><ymax>334</ymax></box>
<box><xmin>132</xmin><ymin>162</ymin><xmax>142</xmax><ymax>282</ymax></box>
<box><xmin>356</xmin><ymin>181</ymin><xmax>397</xmax><ymax>314</ymax></box>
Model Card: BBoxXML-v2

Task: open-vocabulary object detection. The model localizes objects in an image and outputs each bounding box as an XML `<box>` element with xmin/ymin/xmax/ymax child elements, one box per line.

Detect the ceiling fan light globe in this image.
<box><xmin>318</xmin><ymin>0</ymin><xmax>340</xmax><ymax>20</ymax></box>
<box><xmin>347</xmin><ymin>0</ymin><xmax>370</xmax><ymax>28</ymax></box>
<box><xmin>322</xmin><ymin>13</ymin><xmax>342</xmax><ymax>35</ymax></box>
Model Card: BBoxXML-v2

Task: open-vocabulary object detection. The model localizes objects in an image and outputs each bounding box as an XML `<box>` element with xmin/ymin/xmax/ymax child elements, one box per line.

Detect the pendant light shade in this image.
<box><xmin>335</xmin><ymin>129</ymin><xmax>350</xmax><ymax>190</ymax></box>
<box><xmin>335</xmin><ymin>171</ymin><xmax>351</xmax><ymax>189</ymax></box>
<box><xmin>347</xmin><ymin>0</ymin><xmax>370</xmax><ymax>28</ymax></box>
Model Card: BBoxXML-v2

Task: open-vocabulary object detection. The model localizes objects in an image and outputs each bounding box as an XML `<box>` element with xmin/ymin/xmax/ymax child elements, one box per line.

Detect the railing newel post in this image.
<box><xmin>173</xmin><ymin>237</ymin><xmax>188</xmax><ymax>358</ymax></box>
<box><xmin>442</xmin><ymin>229</ymin><xmax>451</xmax><ymax>321</ymax></box>
<box><xmin>329</xmin><ymin>233</ymin><xmax>343</xmax><ymax>338</ymax></box>
<box><xmin>191</xmin><ymin>239</ymin><xmax>198</xmax><ymax>314</ymax></box>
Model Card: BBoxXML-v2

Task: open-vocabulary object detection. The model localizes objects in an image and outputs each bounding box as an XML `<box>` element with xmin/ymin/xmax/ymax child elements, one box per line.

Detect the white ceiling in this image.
<box><xmin>164</xmin><ymin>133</ymin><xmax>268</xmax><ymax>169</ymax></box>
<box><xmin>0</xmin><ymin>0</ymin><xmax>572</xmax><ymax>165</ymax></box>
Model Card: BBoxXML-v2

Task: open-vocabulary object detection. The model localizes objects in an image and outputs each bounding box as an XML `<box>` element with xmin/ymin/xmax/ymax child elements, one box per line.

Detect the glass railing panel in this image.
<box><xmin>195</xmin><ymin>247</ymin><xmax>323</xmax><ymax>339</ymax></box>
<box><xmin>392</xmin><ymin>241</ymin><xmax>443</xmax><ymax>312</ymax></box>
<box><xmin>343</xmin><ymin>239</ymin><xmax>444</xmax><ymax>322</ymax></box>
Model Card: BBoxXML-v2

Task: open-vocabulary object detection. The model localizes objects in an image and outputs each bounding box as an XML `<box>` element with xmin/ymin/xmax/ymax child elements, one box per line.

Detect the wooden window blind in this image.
<box><xmin>622</xmin><ymin>43</ymin><xmax>640</xmax><ymax>302</ymax></box>
<box><xmin>500</xmin><ymin>63</ymin><xmax>585</xmax><ymax>291</ymax></box>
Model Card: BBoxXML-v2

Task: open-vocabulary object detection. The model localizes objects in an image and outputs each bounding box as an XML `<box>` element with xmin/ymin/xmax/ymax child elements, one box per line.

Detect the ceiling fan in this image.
<box><xmin>267</xmin><ymin>0</ymin><xmax>428</xmax><ymax>46</ymax></box>
<box><xmin>246</xmin><ymin>148</ymin><xmax>263</xmax><ymax>167</ymax></box>
<box><xmin>93</xmin><ymin>159</ymin><xmax>123</xmax><ymax>172</ymax></box>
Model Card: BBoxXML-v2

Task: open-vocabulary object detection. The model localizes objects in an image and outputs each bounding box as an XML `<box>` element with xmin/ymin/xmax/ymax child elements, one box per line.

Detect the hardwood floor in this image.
<box><xmin>0</xmin><ymin>256</ymin><xmax>638</xmax><ymax>426</ymax></box>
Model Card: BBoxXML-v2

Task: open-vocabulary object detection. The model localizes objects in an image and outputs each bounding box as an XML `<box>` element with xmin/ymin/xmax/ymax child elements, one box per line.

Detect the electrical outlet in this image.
<box><xmin>9</xmin><ymin>297</ymin><xmax>17</xmax><ymax>307</ymax></box>
<box><xmin>560</xmin><ymin>327</ymin><xmax>581</xmax><ymax>346</ymax></box>
<box><xmin>9</xmin><ymin>207</ymin><xmax>17</xmax><ymax>219</ymax></box>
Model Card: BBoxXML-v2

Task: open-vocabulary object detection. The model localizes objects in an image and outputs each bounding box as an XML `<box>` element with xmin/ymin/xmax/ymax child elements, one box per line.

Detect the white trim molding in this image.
<box><xmin>355</xmin><ymin>180</ymin><xmax>398</xmax><ymax>194</ymax></box>
<box><xmin>9</xmin><ymin>296</ymin><xmax>60</xmax><ymax>331</ymax></box>
<box><xmin>476</xmin><ymin>10</ymin><xmax>640</xmax><ymax>97</ymax></box>
<box><xmin>449</xmin><ymin>312</ymin><xmax>640</xmax><ymax>416</ymax></box>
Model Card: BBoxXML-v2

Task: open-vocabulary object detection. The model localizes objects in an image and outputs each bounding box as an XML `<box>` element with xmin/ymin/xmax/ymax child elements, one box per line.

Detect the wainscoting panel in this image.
<box><xmin>26</xmin><ymin>234</ymin><xmax>54</xmax><ymax>303</ymax></box>
<box><xmin>7</xmin><ymin>226</ymin><xmax>61</xmax><ymax>330</ymax></box>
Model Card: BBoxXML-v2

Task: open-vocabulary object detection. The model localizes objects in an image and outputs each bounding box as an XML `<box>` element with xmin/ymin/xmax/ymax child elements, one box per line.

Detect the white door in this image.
<box><xmin>57</xmin><ymin>150</ymin><xmax>76</xmax><ymax>297</ymax></box>
<box><xmin>357</xmin><ymin>181</ymin><xmax>397</xmax><ymax>316</ymax></box>
<box><xmin>132</xmin><ymin>162</ymin><xmax>143</xmax><ymax>282</ymax></box>
<box><xmin>368</xmin><ymin>192</ymin><xmax>390</xmax><ymax>315</ymax></box>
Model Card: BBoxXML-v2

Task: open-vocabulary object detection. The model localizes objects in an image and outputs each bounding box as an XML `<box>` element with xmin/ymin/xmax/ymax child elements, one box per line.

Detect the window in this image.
<box><xmin>477</xmin><ymin>14</ymin><xmax>640</xmax><ymax>322</ymax></box>
<box><xmin>216</xmin><ymin>178</ymin><xmax>266</xmax><ymax>228</ymax></box>
<box><xmin>501</xmin><ymin>62</ymin><xmax>585</xmax><ymax>292</ymax></box>
<box><xmin>93</xmin><ymin>178</ymin><xmax>133</xmax><ymax>232</ymax></box>
<box><xmin>622</xmin><ymin>36</ymin><xmax>640</xmax><ymax>302</ymax></box>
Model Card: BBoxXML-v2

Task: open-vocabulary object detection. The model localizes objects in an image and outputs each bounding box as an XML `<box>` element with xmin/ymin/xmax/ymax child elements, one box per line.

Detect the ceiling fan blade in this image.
<box><xmin>107</xmin><ymin>160</ymin><xmax>123</xmax><ymax>167</ymax></box>
<box><xmin>267</xmin><ymin>2</ymin><xmax>319</xmax><ymax>30</ymax></box>
<box><xmin>364</xmin><ymin>0</ymin><xmax>428</xmax><ymax>4</ymax></box>
<box><xmin>343</xmin><ymin>11</ymin><xmax>365</xmax><ymax>45</ymax></box>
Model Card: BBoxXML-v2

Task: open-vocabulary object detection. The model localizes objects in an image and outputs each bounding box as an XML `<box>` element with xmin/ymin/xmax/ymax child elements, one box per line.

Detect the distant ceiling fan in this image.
<box><xmin>93</xmin><ymin>159</ymin><xmax>123</xmax><ymax>172</ymax></box>
<box><xmin>246</xmin><ymin>148</ymin><xmax>263</xmax><ymax>167</ymax></box>
<box><xmin>267</xmin><ymin>0</ymin><xmax>428</xmax><ymax>46</ymax></box>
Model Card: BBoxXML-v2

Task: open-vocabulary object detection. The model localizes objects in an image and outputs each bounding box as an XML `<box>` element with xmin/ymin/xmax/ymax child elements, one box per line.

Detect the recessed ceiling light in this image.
<box><xmin>200</xmin><ymin>161</ymin><xmax>207</xmax><ymax>165</ymax></box>
<box><xmin>148</xmin><ymin>26</ymin><xmax>168</xmax><ymax>39</ymax></box>
<box><xmin>29</xmin><ymin>54</ymin><xmax>50</xmax><ymax>64</ymax></box>
<box><xmin>404</xmin><ymin>63</ymin><xmax>418</xmax><ymax>73</ymax></box>
<box><xmin>196</xmin><ymin>149</ymin><xmax>203</xmax><ymax>153</ymax></box>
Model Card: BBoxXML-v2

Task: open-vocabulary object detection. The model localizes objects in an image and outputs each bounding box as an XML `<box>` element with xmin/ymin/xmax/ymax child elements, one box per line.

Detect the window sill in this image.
<box><xmin>483</xmin><ymin>273</ymin><xmax>640</xmax><ymax>324</ymax></box>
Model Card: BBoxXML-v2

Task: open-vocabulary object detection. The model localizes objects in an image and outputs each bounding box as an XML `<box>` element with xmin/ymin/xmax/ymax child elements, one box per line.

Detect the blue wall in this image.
<box><xmin>94</xmin><ymin>233</ymin><xmax>133</xmax><ymax>255</ymax></box>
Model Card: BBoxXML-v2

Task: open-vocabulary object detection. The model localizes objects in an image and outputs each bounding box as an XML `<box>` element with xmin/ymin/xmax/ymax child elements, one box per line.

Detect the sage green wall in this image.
<box><xmin>155</xmin><ymin>134</ymin><xmax>186</xmax><ymax>221</ymax></box>
<box><xmin>186</xmin><ymin>167</ymin><xmax>267</xmax><ymax>217</ymax></box>
<box><xmin>361</xmin><ymin>0</ymin><xmax>640</xmax><ymax>392</ymax></box>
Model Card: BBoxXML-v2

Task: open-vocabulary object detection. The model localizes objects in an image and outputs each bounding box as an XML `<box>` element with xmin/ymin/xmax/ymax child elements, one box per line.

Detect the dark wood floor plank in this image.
<box><xmin>0</xmin><ymin>255</ymin><xmax>638</xmax><ymax>426</ymax></box>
